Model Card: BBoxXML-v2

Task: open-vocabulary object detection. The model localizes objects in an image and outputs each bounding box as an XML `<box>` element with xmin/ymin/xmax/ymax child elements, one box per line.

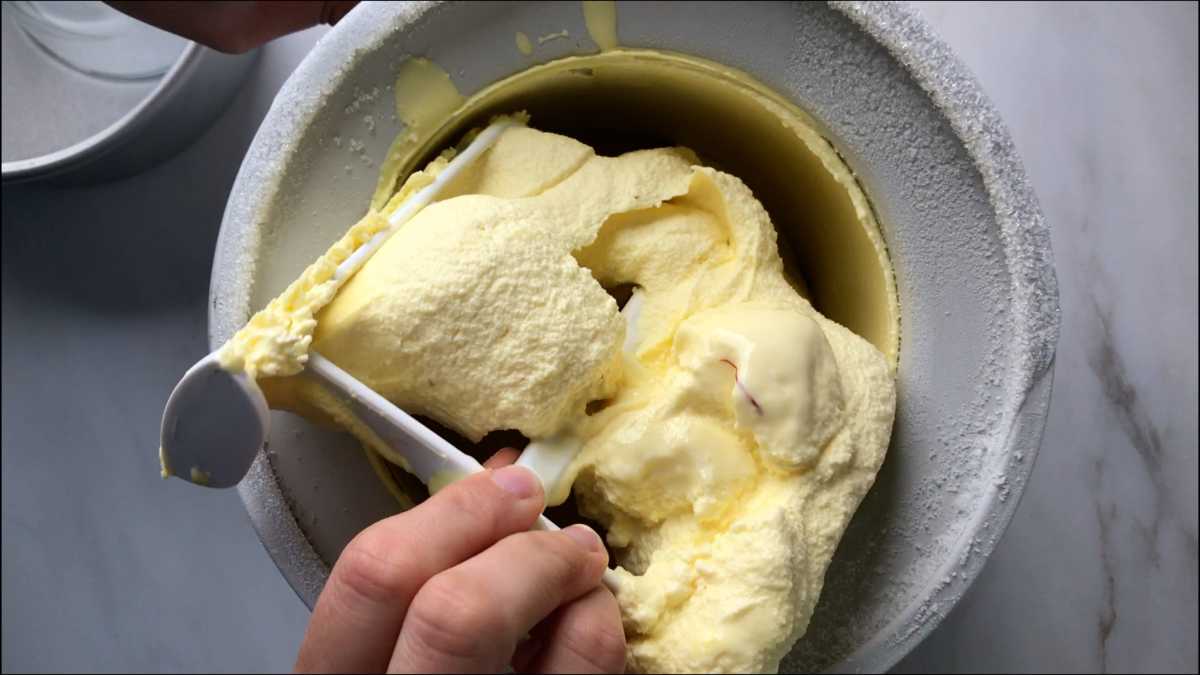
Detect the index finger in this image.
<box><xmin>295</xmin><ymin>462</ymin><xmax>544</xmax><ymax>672</ymax></box>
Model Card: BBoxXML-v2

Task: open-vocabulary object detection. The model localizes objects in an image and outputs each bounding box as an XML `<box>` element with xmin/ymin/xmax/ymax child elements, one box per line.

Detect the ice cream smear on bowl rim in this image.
<box><xmin>192</xmin><ymin>51</ymin><xmax>898</xmax><ymax>675</ymax></box>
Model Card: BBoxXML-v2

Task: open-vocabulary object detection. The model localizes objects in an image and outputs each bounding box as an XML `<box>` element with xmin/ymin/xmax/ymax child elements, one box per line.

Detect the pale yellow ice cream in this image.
<box><xmin>571</xmin><ymin>301</ymin><xmax>893</xmax><ymax>672</ymax></box>
<box><xmin>219</xmin><ymin>122</ymin><xmax>895</xmax><ymax>673</ymax></box>
<box><xmin>313</xmin><ymin>126</ymin><xmax>693</xmax><ymax>441</ymax></box>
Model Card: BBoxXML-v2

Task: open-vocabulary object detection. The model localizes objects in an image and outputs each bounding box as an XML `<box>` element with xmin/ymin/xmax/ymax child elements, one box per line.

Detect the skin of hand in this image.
<box><xmin>105</xmin><ymin>1</ymin><xmax>359</xmax><ymax>53</ymax></box>
<box><xmin>295</xmin><ymin>448</ymin><xmax>627</xmax><ymax>674</ymax></box>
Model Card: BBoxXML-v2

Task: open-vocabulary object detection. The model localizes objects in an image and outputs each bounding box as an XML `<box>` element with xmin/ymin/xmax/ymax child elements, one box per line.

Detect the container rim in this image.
<box><xmin>1</xmin><ymin>36</ymin><xmax>202</xmax><ymax>182</ymax></box>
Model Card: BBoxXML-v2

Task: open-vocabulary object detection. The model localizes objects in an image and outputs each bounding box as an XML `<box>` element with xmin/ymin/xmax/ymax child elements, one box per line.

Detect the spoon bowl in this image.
<box><xmin>159</xmin><ymin>353</ymin><xmax>270</xmax><ymax>488</ymax></box>
<box><xmin>159</xmin><ymin>120</ymin><xmax>516</xmax><ymax>489</ymax></box>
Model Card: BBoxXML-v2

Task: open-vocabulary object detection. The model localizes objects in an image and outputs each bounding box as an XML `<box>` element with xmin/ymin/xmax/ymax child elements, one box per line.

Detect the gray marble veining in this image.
<box><xmin>897</xmin><ymin>3</ymin><xmax>1197</xmax><ymax>673</ymax></box>
<box><xmin>2</xmin><ymin>4</ymin><xmax>1196</xmax><ymax>673</ymax></box>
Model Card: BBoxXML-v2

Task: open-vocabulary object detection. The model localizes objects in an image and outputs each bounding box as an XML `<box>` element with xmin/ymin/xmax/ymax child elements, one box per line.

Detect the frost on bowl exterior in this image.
<box><xmin>210</xmin><ymin>3</ymin><xmax>1059</xmax><ymax>672</ymax></box>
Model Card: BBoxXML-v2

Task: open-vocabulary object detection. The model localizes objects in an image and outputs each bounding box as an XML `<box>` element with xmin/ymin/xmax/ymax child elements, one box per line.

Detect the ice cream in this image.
<box><xmin>570</xmin><ymin>301</ymin><xmax>893</xmax><ymax>672</ymax></box>
<box><xmin>556</xmin><ymin>138</ymin><xmax>894</xmax><ymax>673</ymax></box>
<box><xmin>219</xmin><ymin>119</ymin><xmax>895</xmax><ymax>673</ymax></box>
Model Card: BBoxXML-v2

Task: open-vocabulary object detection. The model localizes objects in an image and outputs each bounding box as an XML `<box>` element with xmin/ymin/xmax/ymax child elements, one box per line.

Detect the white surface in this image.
<box><xmin>1</xmin><ymin>4</ymin><xmax>1196</xmax><ymax>672</ymax></box>
<box><xmin>897</xmin><ymin>3</ymin><xmax>1198</xmax><ymax>673</ymax></box>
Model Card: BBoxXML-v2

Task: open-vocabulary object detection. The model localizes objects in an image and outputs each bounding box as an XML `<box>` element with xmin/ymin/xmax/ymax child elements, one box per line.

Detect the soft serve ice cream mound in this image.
<box><xmin>220</xmin><ymin>118</ymin><xmax>896</xmax><ymax>674</ymax></box>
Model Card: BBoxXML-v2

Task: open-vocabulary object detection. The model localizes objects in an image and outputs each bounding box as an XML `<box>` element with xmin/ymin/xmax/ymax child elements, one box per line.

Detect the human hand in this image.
<box><xmin>294</xmin><ymin>448</ymin><xmax>626</xmax><ymax>674</ymax></box>
<box><xmin>106</xmin><ymin>1</ymin><xmax>359</xmax><ymax>54</ymax></box>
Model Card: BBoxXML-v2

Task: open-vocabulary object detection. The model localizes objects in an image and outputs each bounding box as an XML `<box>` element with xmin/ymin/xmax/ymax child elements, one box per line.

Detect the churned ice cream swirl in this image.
<box><xmin>219</xmin><ymin>121</ymin><xmax>895</xmax><ymax>673</ymax></box>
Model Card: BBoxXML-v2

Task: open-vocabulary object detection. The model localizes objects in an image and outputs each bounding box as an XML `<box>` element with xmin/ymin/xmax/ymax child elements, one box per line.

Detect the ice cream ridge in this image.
<box><xmin>219</xmin><ymin>116</ymin><xmax>896</xmax><ymax>674</ymax></box>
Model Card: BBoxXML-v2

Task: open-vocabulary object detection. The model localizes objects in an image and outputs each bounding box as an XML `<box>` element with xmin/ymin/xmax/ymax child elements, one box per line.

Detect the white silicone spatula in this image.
<box><xmin>302</xmin><ymin>353</ymin><xmax>623</xmax><ymax>591</ymax></box>
<box><xmin>159</xmin><ymin>119</ymin><xmax>516</xmax><ymax>489</ymax></box>
<box><xmin>159</xmin><ymin>118</ymin><xmax>622</xmax><ymax>591</ymax></box>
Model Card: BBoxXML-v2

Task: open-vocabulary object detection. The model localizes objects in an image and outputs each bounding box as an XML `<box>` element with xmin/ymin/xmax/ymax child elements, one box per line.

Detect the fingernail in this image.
<box><xmin>491</xmin><ymin>465</ymin><xmax>541</xmax><ymax>499</ymax></box>
<box><xmin>563</xmin><ymin>524</ymin><xmax>604</xmax><ymax>552</ymax></box>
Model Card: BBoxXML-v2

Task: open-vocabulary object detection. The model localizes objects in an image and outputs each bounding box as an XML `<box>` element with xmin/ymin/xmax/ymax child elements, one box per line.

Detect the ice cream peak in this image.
<box><xmin>673</xmin><ymin>305</ymin><xmax>846</xmax><ymax>471</ymax></box>
<box><xmin>557</xmin><ymin>150</ymin><xmax>894</xmax><ymax>673</ymax></box>
<box><xmin>218</xmin><ymin>121</ymin><xmax>895</xmax><ymax>673</ymax></box>
<box><xmin>311</xmin><ymin>126</ymin><xmax>696</xmax><ymax>442</ymax></box>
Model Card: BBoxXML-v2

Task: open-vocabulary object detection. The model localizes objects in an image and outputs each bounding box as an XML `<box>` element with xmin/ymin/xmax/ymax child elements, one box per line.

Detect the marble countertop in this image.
<box><xmin>2</xmin><ymin>3</ymin><xmax>1195</xmax><ymax>672</ymax></box>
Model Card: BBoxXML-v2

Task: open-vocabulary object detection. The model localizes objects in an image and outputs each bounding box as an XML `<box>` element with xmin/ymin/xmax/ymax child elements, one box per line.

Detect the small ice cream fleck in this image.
<box><xmin>189</xmin><ymin>466</ymin><xmax>211</xmax><ymax>486</ymax></box>
<box><xmin>515</xmin><ymin>31</ymin><xmax>533</xmax><ymax>55</ymax></box>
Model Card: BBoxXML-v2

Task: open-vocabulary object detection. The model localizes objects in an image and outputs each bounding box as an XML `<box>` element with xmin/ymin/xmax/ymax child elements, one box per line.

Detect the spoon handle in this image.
<box><xmin>334</xmin><ymin>119</ymin><xmax>517</xmax><ymax>282</ymax></box>
<box><xmin>305</xmin><ymin>352</ymin><xmax>622</xmax><ymax>592</ymax></box>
